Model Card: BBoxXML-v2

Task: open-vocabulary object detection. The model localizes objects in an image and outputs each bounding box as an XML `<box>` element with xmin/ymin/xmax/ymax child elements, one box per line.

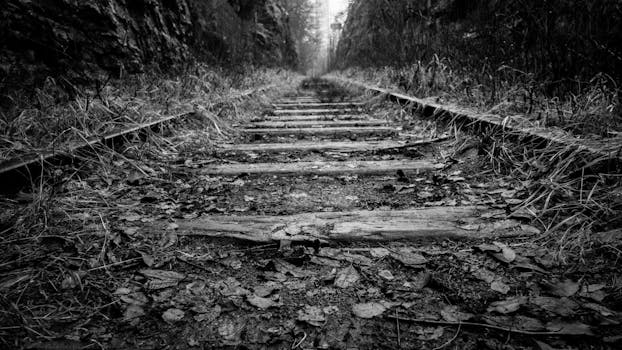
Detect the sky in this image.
<box><xmin>327</xmin><ymin>0</ymin><xmax>349</xmax><ymax>19</ymax></box>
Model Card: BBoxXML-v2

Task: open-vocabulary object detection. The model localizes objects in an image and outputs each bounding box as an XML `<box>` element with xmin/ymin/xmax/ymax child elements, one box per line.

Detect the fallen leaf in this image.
<box><xmin>579</xmin><ymin>284</ymin><xmax>608</xmax><ymax>302</ymax></box>
<box><xmin>416</xmin><ymin>326</ymin><xmax>445</xmax><ymax>341</ymax></box>
<box><xmin>545</xmin><ymin>320</ymin><xmax>593</xmax><ymax>335</ymax></box>
<box><xmin>530</xmin><ymin>297</ymin><xmax>579</xmax><ymax>317</ymax></box>
<box><xmin>140</xmin><ymin>269</ymin><xmax>185</xmax><ymax>290</ymax></box>
<box><xmin>253</xmin><ymin>283</ymin><xmax>278</xmax><ymax>298</ymax></box>
<box><xmin>476</xmin><ymin>243</ymin><xmax>501</xmax><ymax>253</ymax></box>
<box><xmin>440</xmin><ymin>305</ymin><xmax>474</xmax><ymax>322</ymax></box>
<box><xmin>483</xmin><ymin>315</ymin><xmax>545</xmax><ymax>332</ymax></box>
<box><xmin>487</xmin><ymin>296</ymin><xmax>527</xmax><ymax>314</ymax></box>
<box><xmin>119</xmin><ymin>291</ymin><xmax>148</xmax><ymax>306</ymax></box>
<box><xmin>139</xmin><ymin>252</ymin><xmax>155</xmax><ymax>267</ymax></box>
<box><xmin>297</xmin><ymin>305</ymin><xmax>326</xmax><ymax>326</ymax></box>
<box><xmin>334</xmin><ymin>266</ymin><xmax>360</xmax><ymax>288</ymax></box>
<box><xmin>319</xmin><ymin>248</ymin><xmax>373</xmax><ymax>266</ymax></box>
<box><xmin>193</xmin><ymin>305</ymin><xmax>222</xmax><ymax>322</ymax></box>
<box><xmin>160</xmin><ymin>230</ymin><xmax>178</xmax><ymax>249</ymax></box>
<box><xmin>162</xmin><ymin>308</ymin><xmax>185</xmax><ymax>323</ymax></box>
<box><xmin>247</xmin><ymin>295</ymin><xmax>280</xmax><ymax>309</ymax></box>
<box><xmin>390</xmin><ymin>248</ymin><xmax>427</xmax><ymax>267</ymax></box>
<box><xmin>218</xmin><ymin>318</ymin><xmax>243</xmax><ymax>345</ymax></box>
<box><xmin>218</xmin><ymin>277</ymin><xmax>250</xmax><ymax>297</ymax></box>
<box><xmin>310</xmin><ymin>256</ymin><xmax>341</xmax><ymax>267</ymax></box>
<box><xmin>370</xmin><ymin>248</ymin><xmax>391</xmax><ymax>258</ymax></box>
<box><xmin>490</xmin><ymin>280</ymin><xmax>511</xmax><ymax>294</ymax></box>
<box><xmin>472</xmin><ymin>267</ymin><xmax>497</xmax><ymax>283</ymax></box>
<box><xmin>221</xmin><ymin>257</ymin><xmax>242</xmax><ymax>270</ymax></box>
<box><xmin>272</xmin><ymin>259</ymin><xmax>314</xmax><ymax>278</ymax></box>
<box><xmin>544</xmin><ymin>279</ymin><xmax>580</xmax><ymax>297</ymax></box>
<box><xmin>582</xmin><ymin>302</ymin><xmax>617</xmax><ymax>317</ymax></box>
<box><xmin>122</xmin><ymin>227</ymin><xmax>140</xmax><ymax>236</ymax></box>
<box><xmin>379</xmin><ymin>270</ymin><xmax>394</xmax><ymax>281</ymax></box>
<box><xmin>520</xmin><ymin>225</ymin><xmax>541</xmax><ymax>235</ymax></box>
<box><xmin>352</xmin><ymin>302</ymin><xmax>387</xmax><ymax>319</ymax></box>
<box><xmin>120</xmin><ymin>213</ymin><xmax>142</xmax><ymax>222</ymax></box>
<box><xmin>124</xmin><ymin>304</ymin><xmax>145</xmax><ymax>321</ymax></box>
<box><xmin>418</xmin><ymin>191</ymin><xmax>434</xmax><ymax>199</ymax></box>
<box><xmin>492</xmin><ymin>242</ymin><xmax>516</xmax><ymax>263</ymax></box>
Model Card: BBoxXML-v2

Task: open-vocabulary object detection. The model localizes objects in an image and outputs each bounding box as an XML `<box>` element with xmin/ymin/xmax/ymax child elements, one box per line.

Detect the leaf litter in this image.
<box><xmin>0</xmin><ymin>85</ymin><xmax>621</xmax><ymax>350</ymax></box>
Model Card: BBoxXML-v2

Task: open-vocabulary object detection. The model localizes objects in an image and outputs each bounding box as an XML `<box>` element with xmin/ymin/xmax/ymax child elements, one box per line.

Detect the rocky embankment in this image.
<box><xmin>0</xmin><ymin>0</ymin><xmax>296</xmax><ymax>88</ymax></box>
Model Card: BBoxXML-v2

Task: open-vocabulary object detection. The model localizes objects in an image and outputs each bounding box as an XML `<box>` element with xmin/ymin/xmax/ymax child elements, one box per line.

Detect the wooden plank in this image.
<box><xmin>173</xmin><ymin>207</ymin><xmax>500</xmax><ymax>242</ymax></box>
<box><xmin>219</xmin><ymin>140</ymin><xmax>407</xmax><ymax>153</ymax></box>
<box><xmin>241</xmin><ymin>126</ymin><xmax>397</xmax><ymax>137</ymax></box>
<box><xmin>218</xmin><ymin>138</ymin><xmax>447</xmax><ymax>153</ymax></box>
<box><xmin>253</xmin><ymin>114</ymin><xmax>369</xmax><ymax>122</ymax></box>
<box><xmin>273</xmin><ymin>102</ymin><xmax>364</xmax><ymax>109</ymax></box>
<box><xmin>273</xmin><ymin>108</ymin><xmax>360</xmax><ymax>116</ymax></box>
<box><xmin>201</xmin><ymin>159</ymin><xmax>438</xmax><ymax>176</ymax></box>
<box><xmin>328</xmin><ymin>75</ymin><xmax>622</xmax><ymax>162</ymax></box>
<box><xmin>246</xmin><ymin>120</ymin><xmax>388</xmax><ymax>129</ymax></box>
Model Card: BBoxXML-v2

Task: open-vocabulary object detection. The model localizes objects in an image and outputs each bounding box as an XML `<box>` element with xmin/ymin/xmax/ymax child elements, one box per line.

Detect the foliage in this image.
<box><xmin>336</xmin><ymin>0</ymin><xmax>622</xmax><ymax>95</ymax></box>
<box><xmin>282</xmin><ymin>0</ymin><xmax>323</xmax><ymax>73</ymax></box>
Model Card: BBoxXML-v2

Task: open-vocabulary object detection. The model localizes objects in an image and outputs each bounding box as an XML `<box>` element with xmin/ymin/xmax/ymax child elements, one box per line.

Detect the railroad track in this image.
<box><xmin>173</xmin><ymin>83</ymin><xmax>536</xmax><ymax>243</ymax></box>
<box><xmin>3</xmin><ymin>79</ymin><xmax>615</xmax><ymax>349</ymax></box>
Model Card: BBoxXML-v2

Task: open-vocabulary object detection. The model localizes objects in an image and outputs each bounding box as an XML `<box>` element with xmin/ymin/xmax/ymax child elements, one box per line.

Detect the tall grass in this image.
<box><xmin>0</xmin><ymin>64</ymin><xmax>299</xmax><ymax>161</ymax></box>
<box><xmin>335</xmin><ymin>61</ymin><xmax>621</xmax><ymax>138</ymax></box>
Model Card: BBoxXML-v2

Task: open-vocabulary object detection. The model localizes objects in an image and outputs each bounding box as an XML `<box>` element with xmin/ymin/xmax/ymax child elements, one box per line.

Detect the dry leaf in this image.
<box><xmin>483</xmin><ymin>315</ymin><xmax>545</xmax><ymax>332</ymax></box>
<box><xmin>247</xmin><ymin>295</ymin><xmax>280</xmax><ymax>309</ymax></box>
<box><xmin>140</xmin><ymin>269</ymin><xmax>185</xmax><ymax>290</ymax></box>
<box><xmin>440</xmin><ymin>305</ymin><xmax>474</xmax><ymax>322</ymax></box>
<box><xmin>370</xmin><ymin>248</ymin><xmax>391</xmax><ymax>258</ymax></box>
<box><xmin>334</xmin><ymin>266</ymin><xmax>360</xmax><ymax>288</ymax></box>
<box><xmin>487</xmin><ymin>296</ymin><xmax>527</xmax><ymax>314</ymax></box>
<box><xmin>352</xmin><ymin>302</ymin><xmax>387</xmax><ymax>319</ymax></box>
<box><xmin>530</xmin><ymin>297</ymin><xmax>578</xmax><ymax>317</ymax></box>
<box><xmin>544</xmin><ymin>279</ymin><xmax>579</xmax><ymax>297</ymax></box>
<box><xmin>297</xmin><ymin>305</ymin><xmax>326</xmax><ymax>326</ymax></box>
<box><xmin>490</xmin><ymin>280</ymin><xmax>511</xmax><ymax>294</ymax></box>
<box><xmin>124</xmin><ymin>304</ymin><xmax>145</xmax><ymax>321</ymax></box>
<box><xmin>545</xmin><ymin>320</ymin><xmax>593</xmax><ymax>335</ymax></box>
<box><xmin>492</xmin><ymin>242</ymin><xmax>516</xmax><ymax>263</ymax></box>
<box><xmin>379</xmin><ymin>270</ymin><xmax>394</xmax><ymax>281</ymax></box>
<box><xmin>390</xmin><ymin>248</ymin><xmax>427</xmax><ymax>267</ymax></box>
<box><xmin>162</xmin><ymin>308</ymin><xmax>185</xmax><ymax>323</ymax></box>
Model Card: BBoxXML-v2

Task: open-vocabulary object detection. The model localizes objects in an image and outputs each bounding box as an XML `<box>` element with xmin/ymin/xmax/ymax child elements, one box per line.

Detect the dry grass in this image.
<box><xmin>333</xmin><ymin>62</ymin><xmax>621</xmax><ymax>138</ymax></box>
<box><xmin>483</xmin><ymin>131</ymin><xmax>622</xmax><ymax>258</ymax></box>
<box><xmin>0</xmin><ymin>65</ymin><xmax>301</xmax><ymax>162</ymax></box>
<box><xmin>364</xmin><ymin>88</ymin><xmax>622</xmax><ymax>262</ymax></box>
<box><xmin>0</xmin><ymin>67</ymin><xmax>302</xmax><ymax>347</ymax></box>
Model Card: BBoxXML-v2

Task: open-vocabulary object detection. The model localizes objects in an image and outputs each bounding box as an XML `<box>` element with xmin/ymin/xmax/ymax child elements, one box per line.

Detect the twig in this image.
<box><xmin>385</xmin><ymin>315</ymin><xmax>592</xmax><ymax>337</ymax></box>
<box><xmin>433</xmin><ymin>323</ymin><xmax>461</xmax><ymax>350</ymax></box>
<box><xmin>87</xmin><ymin>258</ymin><xmax>141</xmax><ymax>272</ymax></box>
